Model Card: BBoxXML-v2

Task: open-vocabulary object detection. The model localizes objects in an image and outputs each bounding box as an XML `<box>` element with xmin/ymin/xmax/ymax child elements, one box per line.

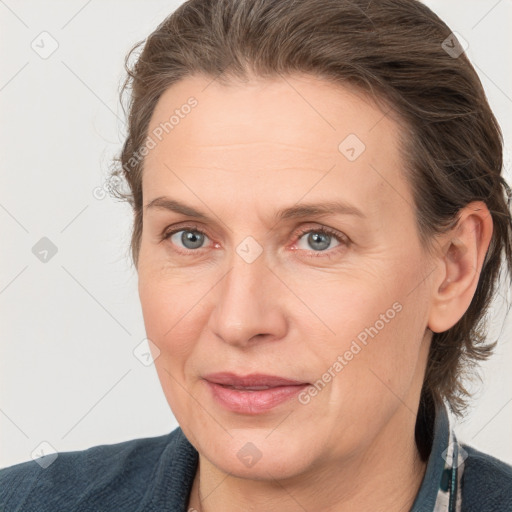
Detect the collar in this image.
<box><xmin>411</xmin><ymin>401</ymin><xmax>466</xmax><ymax>512</ymax></box>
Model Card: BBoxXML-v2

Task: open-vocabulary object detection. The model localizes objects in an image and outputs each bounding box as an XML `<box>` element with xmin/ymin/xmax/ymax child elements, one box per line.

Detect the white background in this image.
<box><xmin>1</xmin><ymin>0</ymin><xmax>511</xmax><ymax>469</ymax></box>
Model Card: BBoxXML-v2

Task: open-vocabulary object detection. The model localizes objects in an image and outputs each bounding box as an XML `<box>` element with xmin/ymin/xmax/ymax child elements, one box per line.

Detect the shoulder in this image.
<box><xmin>461</xmin><ymin>443</ymin><xmax>512</xmax><ymax>511</ymax></box>
<box><xmin>0</xmin><ymin>427</ymin><xmax>187</xmax><ymax>512</ymax></box>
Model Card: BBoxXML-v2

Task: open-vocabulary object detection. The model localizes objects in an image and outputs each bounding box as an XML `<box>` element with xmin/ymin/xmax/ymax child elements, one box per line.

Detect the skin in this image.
<box><xmin>137</xmin><ymin>73</ymin><xmax>493</xmax><ymax>511</ymax></box>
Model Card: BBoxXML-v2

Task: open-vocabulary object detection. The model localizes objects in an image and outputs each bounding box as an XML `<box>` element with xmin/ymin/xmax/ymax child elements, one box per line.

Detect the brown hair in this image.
<box><xmin>110</xmin><ymin>0</ymin><xmax>512</xmax><ymax>421</ymax></box>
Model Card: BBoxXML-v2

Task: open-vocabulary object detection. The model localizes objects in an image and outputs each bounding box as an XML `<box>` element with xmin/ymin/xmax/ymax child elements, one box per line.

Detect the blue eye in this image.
<box><xmin>292</xmin><ymin>226</ymin><xmax>348</xmax><ymax>259</ymax></box>
<box><xmin>296</xmin><ymin>229</ymin><xmax>341</xmax><ymax>252</ymax></box>
<box><xmin>162</xmin><ymin>224</ymin><xmax>349</xmax><ymax>259</ymax></box>
<box><xmin>166</xmin><ymin>228</ymin><xmax>209</xmax><ymax>251</ymax></box>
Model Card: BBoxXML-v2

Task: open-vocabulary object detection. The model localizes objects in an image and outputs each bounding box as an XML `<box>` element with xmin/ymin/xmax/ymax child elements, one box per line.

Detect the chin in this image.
<box><xmin>196</xmin><ymin>428</ymin><xmax>321</xmax><ymax>481</ymax></box>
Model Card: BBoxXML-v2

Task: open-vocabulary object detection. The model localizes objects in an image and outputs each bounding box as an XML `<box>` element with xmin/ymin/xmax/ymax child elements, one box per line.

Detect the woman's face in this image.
<box><xmin>137</xmin><ymin>74</ymin><xmax>434</xmax><ymax>479</ymax></box>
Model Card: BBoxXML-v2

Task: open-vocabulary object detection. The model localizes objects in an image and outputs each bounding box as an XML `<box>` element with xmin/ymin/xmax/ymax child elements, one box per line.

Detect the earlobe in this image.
<box><xmin>427</xmin><ymin>201</ymin><xmax>493</xmax><ymax>334</ymax></box>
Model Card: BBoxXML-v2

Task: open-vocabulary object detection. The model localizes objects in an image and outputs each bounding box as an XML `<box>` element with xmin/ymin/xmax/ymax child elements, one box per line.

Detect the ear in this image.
<box><xmin>427</xmin><ymin>201</ymin><xmax>493</xmax><ymax>334</ymax></box>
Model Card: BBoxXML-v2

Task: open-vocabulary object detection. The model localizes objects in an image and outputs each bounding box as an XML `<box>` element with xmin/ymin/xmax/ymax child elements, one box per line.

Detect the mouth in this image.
<box><xmin>202</xmin><ymin>372</ymin><xmax>310</xmax><ymax>414</ymax></box>
<box><xmin>203</xmin><ymin>372</ymin><xmax>308</xmax><ymax>387</ymax></box>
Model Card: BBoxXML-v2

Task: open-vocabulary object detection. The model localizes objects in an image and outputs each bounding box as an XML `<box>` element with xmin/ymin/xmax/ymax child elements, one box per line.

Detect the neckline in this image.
<box><xmin>150</xmin><ymin>403</ymin><xmax>452</xmax><ymax>511</ymax></box>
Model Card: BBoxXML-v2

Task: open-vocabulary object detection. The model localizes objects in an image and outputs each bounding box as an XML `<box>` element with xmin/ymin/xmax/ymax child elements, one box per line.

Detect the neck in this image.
<box><xmin>188</xmin><ymin>405</ymin><xmax>428</xmax><ymax>512</ymax></box>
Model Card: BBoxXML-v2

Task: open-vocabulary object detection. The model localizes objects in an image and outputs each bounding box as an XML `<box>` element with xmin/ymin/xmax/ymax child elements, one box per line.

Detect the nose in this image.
<box><xmin>207</xmin><ymin>249</ymin><xmax>288</xmax><ymax>349</ymax></box>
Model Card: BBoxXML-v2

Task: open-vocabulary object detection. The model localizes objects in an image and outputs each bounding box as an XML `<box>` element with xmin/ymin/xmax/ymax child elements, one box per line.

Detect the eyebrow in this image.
<box><xmin>145</xmin><ymin>196</ymin><xmax>366</xmax><ymax>221</ymax></box>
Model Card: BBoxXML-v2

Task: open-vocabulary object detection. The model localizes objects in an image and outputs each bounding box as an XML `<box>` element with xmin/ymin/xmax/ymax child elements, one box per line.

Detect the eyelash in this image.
<box><xmin>161</xmin><ymin>224</ymin><xmax>349</xmax><ymax>259</ymax></box>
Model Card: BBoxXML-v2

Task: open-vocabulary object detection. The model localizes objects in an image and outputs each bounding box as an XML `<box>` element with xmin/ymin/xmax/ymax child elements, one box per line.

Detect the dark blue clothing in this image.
<box><xmin>1</xmin><ymin>405</ymin><xmax>511</xmax><ymax>511</ymax></box>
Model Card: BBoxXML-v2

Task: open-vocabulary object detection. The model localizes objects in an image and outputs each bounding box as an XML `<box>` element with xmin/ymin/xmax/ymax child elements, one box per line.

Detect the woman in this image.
<box><xmin>1</xmin><ymin>0</ymin><xmax>511</xmax><ymax>510</ymax></box>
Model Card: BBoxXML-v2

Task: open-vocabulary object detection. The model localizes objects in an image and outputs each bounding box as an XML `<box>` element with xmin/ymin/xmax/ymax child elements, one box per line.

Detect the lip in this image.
<box><xmin>203</xmin><ymin>372</ymin><xmax>309</xmax><ymax>414</ymax></box>
<box><xmin>203</xmin><ymin>372</ymin><xmax>307</xmax><ymax>387</ymax></box>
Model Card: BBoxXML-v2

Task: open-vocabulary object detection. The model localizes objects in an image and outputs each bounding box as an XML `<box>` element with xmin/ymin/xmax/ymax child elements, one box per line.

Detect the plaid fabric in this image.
<box><xmin>433</xmin><ymin>416</ymin><xmax>466</xmax><ymax>512</ymax></box>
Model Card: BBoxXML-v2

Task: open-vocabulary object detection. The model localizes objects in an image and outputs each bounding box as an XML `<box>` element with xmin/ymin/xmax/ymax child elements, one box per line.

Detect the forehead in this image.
<box><xmin>142</xmin><ymin>74</ymin><xmax>411</xmax><ymax>221</ymax></box>
<box><xmin>146</xmin><ymin>73</ymin><xmax>402</xmax><ymax>157</ymax></box>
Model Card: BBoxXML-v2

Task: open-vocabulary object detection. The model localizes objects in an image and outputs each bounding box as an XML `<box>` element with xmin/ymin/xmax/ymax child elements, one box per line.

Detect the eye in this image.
<box><xmin>163</xmin><ymin>225</ymin><xmax>211</xmax><ymax>253</ymax></box>
<box><xmin>161</xmin><ymin>224</ymin><xmax>349</xmax><ymax>259</ymax></box>
<box><xmin>292</xmin><ymin>226</ymin><xmax>349</xmax><ymax>258</ymax></box>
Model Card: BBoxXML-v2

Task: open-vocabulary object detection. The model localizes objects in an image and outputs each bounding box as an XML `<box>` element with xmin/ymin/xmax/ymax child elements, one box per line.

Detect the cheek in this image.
<box><xmin>138</xmin><ymin>279</ymin><xmax>169</xmax><ymax>340</ymax></box>
<box><xmin>295</xmin><ymin>272</ymin><xmax>402</xmax><ymax>347</ymax></box>
<box><xmin>138</xmin><ymin>272</ymin><xmax>199</xmax><ymax>364</ymax></box>
<box><xmin>138</xmin><ymin>275</ymin><xmax>203</xmax><ymax>424</ymax></box>
<box><xmin>307</xmin><ymin>264</ymin><xmax>428</xmax><ymax>393</ymax></box>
